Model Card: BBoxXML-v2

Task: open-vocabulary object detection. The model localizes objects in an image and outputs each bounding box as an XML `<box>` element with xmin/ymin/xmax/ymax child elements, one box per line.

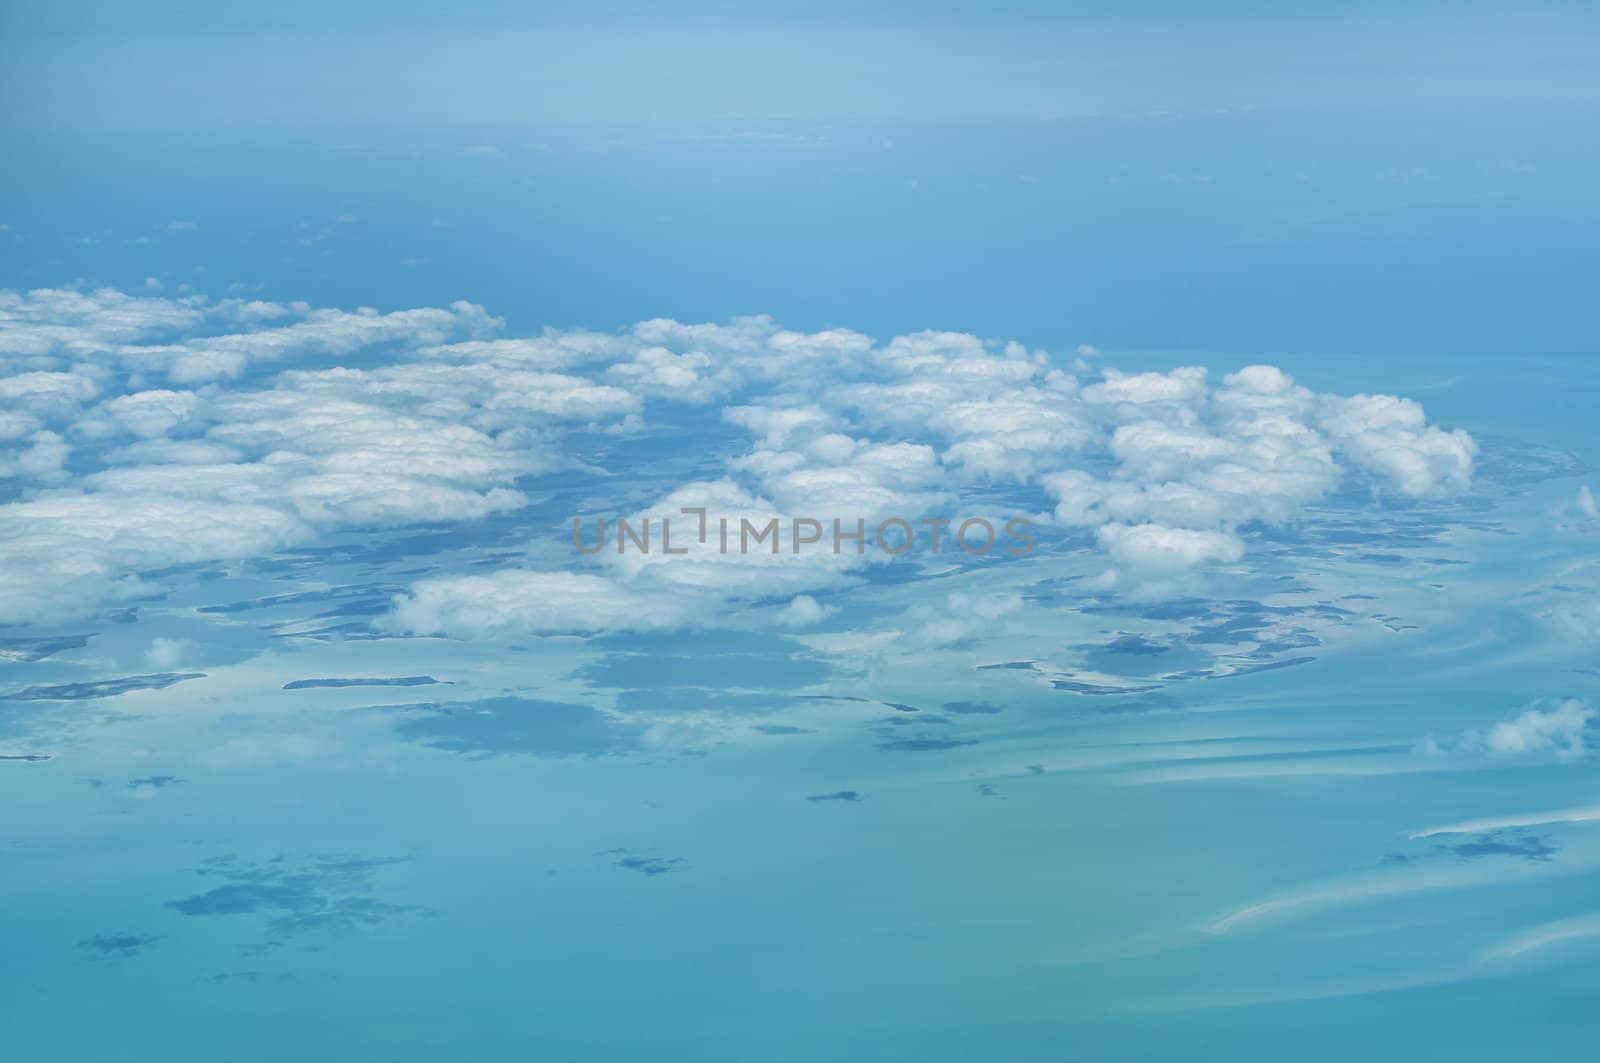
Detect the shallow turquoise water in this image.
<box><xmin>3</xmin><ymin>112</ymin><xmax>1599</xmax><ymax>1059</ymax></box>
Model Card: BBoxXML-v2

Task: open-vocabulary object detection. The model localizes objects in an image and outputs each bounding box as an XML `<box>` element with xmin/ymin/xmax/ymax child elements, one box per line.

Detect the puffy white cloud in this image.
<box><xmin>1048</xmin><ymin>471</ymin><xmax>1229</xmax><ymax>530</ymax></box>
<box><xmin>99</xmin><ymin>439</ymin><xmax>246</xmax><ymax>467</ymax></box>
<box><xmin>723</xmin><ymin>404</ymin><xmax>839</xmax><ymax>448</ymax></box>
<box><xmin>1108</xmin><ymin>422</ymin><xmax>1233</xmax><ymax>482</ymax></box>
<box><xmin>0</xmin><ymin>287</ymin><xmax>206</xmax><ymax>368</ymax></box>
<box><xmin>84</xmin><ymin>389</ymin><xmax>201</xmax><ymax>439</ymax></box>
<box><xmin>0</xmin><ymin>409</ymin><xmax>40</xmax><ymax>442</ymax></box>
<box><xmin>77</xmin><ymin>392</ymin><xmax>535</xmax><ymax>531</ymax></box>
<box><xmin>1483</xmin><ymin>700</ymin><xmax>1593</xmax><ymax>759</ymax></box>
<box><xmin>416</xmin><ymin>334</ymin><xmax>628</xmax><ymax>370</ymax></box>
<box><xmin>806</xmin><ymin>433</ymin><xmax>859</xmax><ymax>464</ymax></box>
<box><xmin>1431</xmin><ymin>700</ymin><xmax>1598</xmax><ymax>760</ymax></box>
<box><xmin>285</xmin><ymin>474</ymin><xmax>526</xmax><ymax>526</ymax></box>
<box><xmin>0</xmin><ymin>367</ymin><xmax>106</xmax><ymax>410</ymax></box>
<box><xmin>383</xmin><ymin>571</ymin><xmax>691</xmax><ymax>638</ymax></box>
<box><xmin>899</xmin><ymin>589</ymin><xmax>1024</xmax><ymax>648</ymax></box>
<box><xmin>1317</xmin><ymin>393</ymin><xmax>1476</xmax><ymax>498</ymax></box>
<box><xmin>606</xmin><ymin>479</ymin><xmax>865</xmax><ymax>600</ymax></box>
<box><xmin>1096</xmin><ymin>522</ymin><xmax>1245</xmax><ymax>572</ymax></box>
<box><xmin>0</xmin><ymin>289</ymin><xmax>642</xmax><ymax>624</ymax></box>
<box><xmin>606</xmin><ymin>345</ymin><xmax>730</xmax><ymax>404</ymax></box>
<box><xmin>0</xmin><ymin>431</ymin><xmax>72</xmax><ymax>483</ymax></box>
<box><xmin>0</xmin><ymin>492</ymin><xmax>309</xmax><ymax>624</ymax></box>
<box><xmin>384</xmin><ymin>476</ymin><xmax>873</xmax><ymax>639</ymax></box>
<box><xmin>1030</xmin><ymin>363</ymin><xmax>1471</xmax><ymax>583</ymax></box>
<box><xmin>144</xmin><ymin>637</ymin><xmax>194</xmax><ymax>669</ymax></box>
<box><xmin>0</xmin><ymin>285</ymin><xmax>1480</xmax><ymax>628</ymax></box>
<box><xmin>775</xmin><ymin>594</ymin><xmax>834</xmax><ymax>628</ymax></box>
<box><xmin>1082</xmin><ymin>366</ymin><xmax>1209</xmax><ymax>414</ymax></box>
<box><xmin>734</xmin><ymin>440</ymin><xmax>947</xmax><ymax>521</ymax></box>
<box><xmin>207</xmin><ymin>391</ymin><xmax>536</xmax><ymax>482</ymax></box>
<box><xmin>0</xmin><ymin>288</ymin><xmax>501</xmax><ymax>385</ymax></box>
<box><xmin>134</xmin><ymin>302</ymin><xmax>501</xmax><ymax>384</ymax></box>
<box><xmin>826</xmin><ymin>340</ymin><xmax>1085</xmax><ymax>484</ymax></box>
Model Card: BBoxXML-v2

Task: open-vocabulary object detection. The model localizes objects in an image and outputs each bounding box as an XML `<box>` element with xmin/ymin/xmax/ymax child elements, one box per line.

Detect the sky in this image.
<box><xmin>3</xmin><ymin>5</ymin><xmax>1600</xmax><ymax>1061</ymax></box>
<box><xmin>6</xmin><ymin>4</ymin><xmax>1600</xmax><ymax>364</ymax></box>
<box><xmin>8</xmin><ymin>5</ymin><xmax>1600</xmax><ymax>128</ymax></box>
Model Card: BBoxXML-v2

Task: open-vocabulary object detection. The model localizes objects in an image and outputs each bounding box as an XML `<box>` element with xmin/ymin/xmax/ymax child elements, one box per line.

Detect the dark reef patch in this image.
<box><xmin>2</xmin><ymin>672</ymin><xmax>205</xmax><ymax>701</ymax></box>
<box><xmin>283</xmin><ymin>676</ymin><xmax>442</xmax><ymax>690</ymax></box>
<box><xmin>388</xmin><ymin>696</ymin><xmax>637</xmax><ymax>758</ymax></box>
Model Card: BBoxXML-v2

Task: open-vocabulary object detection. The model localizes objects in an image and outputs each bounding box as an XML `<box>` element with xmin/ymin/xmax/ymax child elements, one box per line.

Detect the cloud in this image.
<box><xmin>0</xmin><ymin>287</ymin><xmax>206</xmax><ymax>367</ymax></box>
<box><xmin>1547</xmin><ymin>598</ymin><xmax>1600</xmax><ymax>643</ymax></box>
<box><xmin>1317</xmin><ymin>393</ymin><xmax>1477</xmax><ymax>498</ymax></box>
<box><xmin>137</xmin><ymin>302</ymin><xmax>501</xmax><ymax>384</ymax></box>
<box><xmin>0</xmin><ymin>492</ymin><xmax>308</xmax><ymax>624</ymax></box>
<box><xmin>1482</xmin><ymin>699</ymin><xmax>1593</xmax><ymax>759</ymax></box>
<box><xmin>723</xmin><ymin>403</ymin><xmax>838</xmax><ymax>448</ymax></box>
<box><xmin>144</xmin><ymin>637</ymin><xmax>194</xmax><ymax>670</ymax></box>
<box><xmin>1096</xmin><ymin>522</ymin><xmax>1245</xmax><ymax>572</ymax></box>
<box><xmin>900</xmin><ymin>589</ymin><xmax>1023</xmax><ymax>648</ymax></box>
<box><xmin>382</xmin><ymin>571</ymin><xmax>691</xmax><ymax>638</ymax></box>
<box><xmin>1427</xmin><ymin>699</ymin><xmax>1598</xmax><ymax>761</ymax></box>
<box><xmin>0</xmin><ymin>289</ymin><xmax>647</xmax><ymax>624</ymax></box>
<box><xmin>1579</xmin><ymin>485</ymin><xmax>1598</xmax><ymax>519</ymax></box>
<box><xmin>1</xmin><ymin>285</ymin><xmax>1478</xmax><ymax>629</ymax></box>
<box><xmin>0</xmin><ymin>430</ymin><xmax>71</xmax><ymax>483</ymax></box>
<box><xmin>776</xmin><ymin>594</ymin><xmax>834</xmax><ymax>628</ymax></box>
<box><xmin>604</xmin><ymin>478</ymin><xmax>867</xmax><ymax>601</ymax></box>
<box><xmin>1083</xmin><ymin>365</ymin><xmax>1209</xmax><ymax>410</ymax></box>
<box><xmin>85</xmin><ymin>389</ymin><xmax>202</xmax><ymax>438</ymax></box>
<box><xmin>730</xmin><ymin>439</ymin><xmax>947</xmax><ymax>520</ymax></box>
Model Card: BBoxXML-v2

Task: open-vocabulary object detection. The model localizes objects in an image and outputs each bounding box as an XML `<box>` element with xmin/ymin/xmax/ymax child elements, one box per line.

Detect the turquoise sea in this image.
<box><xmin>4</xmin><ymin>14</ymin><xmax>1600</xmax><ymax>1054</ymax></box>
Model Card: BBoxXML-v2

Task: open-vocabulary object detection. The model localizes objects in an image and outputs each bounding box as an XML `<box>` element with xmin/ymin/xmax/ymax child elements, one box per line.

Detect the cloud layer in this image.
<box><xmin>0</xmin><ymin>286</ymin><xmax>1476</xmax><ymax>630</ymax></box>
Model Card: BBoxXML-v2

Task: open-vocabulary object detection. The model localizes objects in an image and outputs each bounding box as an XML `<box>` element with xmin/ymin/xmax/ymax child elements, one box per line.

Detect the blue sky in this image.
<box><xmin>8</xmin><ymin>3</ymin><xmax>1600</xmax><ymax>128</ymax></box>
<box><xmin>3</xmin><ymin>6</ymin><xmax>1600</xmax><ymax>1060</ymax></box>
<box><xmin>6</xmin><ymin>3</ymin><xmax>1600</xmax><ymax>367</ymax></box>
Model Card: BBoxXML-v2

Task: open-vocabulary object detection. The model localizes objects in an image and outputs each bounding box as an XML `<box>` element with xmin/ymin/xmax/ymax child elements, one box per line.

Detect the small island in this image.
<box><xmin>281</xmin><ymin>676</ymin><xmax>443</xmax><ymax>690</ymax></box>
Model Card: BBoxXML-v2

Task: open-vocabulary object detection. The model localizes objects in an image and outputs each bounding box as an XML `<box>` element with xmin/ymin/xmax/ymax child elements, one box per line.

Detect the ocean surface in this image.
<box><xmin>3</xmin><ymin>117</ymin><xmax>1598</xmax><ymax>1060</ymax></box>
